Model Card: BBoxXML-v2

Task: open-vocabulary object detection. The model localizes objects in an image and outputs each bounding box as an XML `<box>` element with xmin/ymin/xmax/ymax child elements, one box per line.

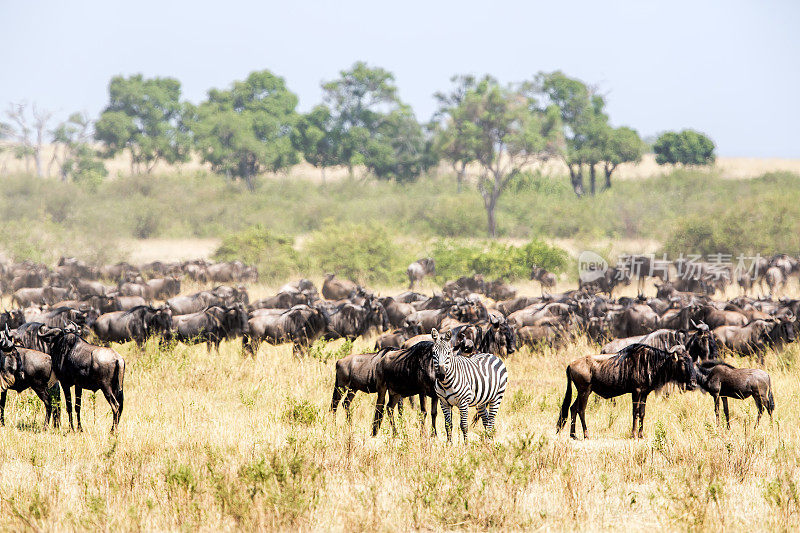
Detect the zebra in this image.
<box><xmin>431</xmin><ymin>328</ymin><xmax>508</xmax><ymax>442</ymax></box>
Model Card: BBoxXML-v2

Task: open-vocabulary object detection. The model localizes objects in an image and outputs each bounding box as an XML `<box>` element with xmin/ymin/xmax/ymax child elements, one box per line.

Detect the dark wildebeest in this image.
<box><xmin>146</xmin><ymin>276</ymin><xmax>181</xmax><ymax>300</ymax></box>
<box><xmin>378</xmin><ymin>296</ymin><xmax>416</xmax><ymax>329</ymax></box>
<box><xmin>485</xmin><ymin>279</ymin><xmax>517</xmax><ymax>301</ymax></box>
<box><xmin>172</xmin><ymin>304</ymin><xmax>248</xmax><ymax>352</ymax></box>
<box><xmin>0</xmin><ymin>329</ymin><xmax>60</xmax><ymax>429</ymax></box>
<box><xmin>371</xmin><ymin>341</ymin><xmax>438</xmax><ymax>437</ymax></box>
<box><xmin>330</xmin><ymin>349</ymin><xmax>410</xmax><ymax>423</ymax></box>
<box><xmin>374</xmin><ymin>317</ymin><xmax>422</xmax><ymax>350</ymax></box>
<box><xmin>250</xmin><ymin>291</ymin><xmax>313</xmax><ymax>311</ymax></box>
<box><xmin>694</xmin><ymin>360</ymin><xmax>775</xmax><ymax>428</ymax></box>
<box><xmin>167</xmin><ymin>290</ymin><xmax>224</xmax><ymax>315</ymax></box>
<box><xmin>324</xmin><ymin>299</ymin><xmax>389</xmax><ymax>340</ymax></box>
<box><xmin>34</xmin><ymin>323</ymin><xmax>125</xmax><ymax>432</ymax></box>
<box><xmin>450</xmin><ymin>317</ymin><xmax>517</xmax><ymax>357</ymax></box>
<box><xmin>713</xmin><ymin>318</ymin><xmax>795</xmax><ymax>364</ymax></box>
<box><xmin>92</xmin><ymin>306</ymin><xmax>173</xmax><ymax>348</ymax></box>
<box><xmin>407</xmin><ymin>258</ymin><xmax>436</xmax><ymax>289</ymax></box>
<box><xmin>0</xmin><ymin>310</ymin><xmax>26</xmax><ymax>331</ymax></box>
<box><xmin>557</xmin><ymin>344</ymin><xmax>696</xmax><ymax>439</ymax></box>
<box><xmin>322</xmin><ymin>274</ymin><xmax>359</xmax><ymax>301</ymax></box>
<box><xmin>39</xmin><ymin>306</ymin><xmax>97</xmax><ymax>330</ymax></box>
<box><xmin>12</xmin><ymin>286</ymin><xmax>69</xmax><ymax>308</ymax></box>
<box><xmin>72</xmin><ymin>279</ymin><xmax>114</xmax><ymax>298</ymax></box>
<box><xmin>601</xmin><ymin>325</ymin><xmax>719</xmax><ymax>362</ymax></box>
<box><xmin>243</xmin><ymin>305</ymin><xmax>328</xmax><ymax>355</ymax></box>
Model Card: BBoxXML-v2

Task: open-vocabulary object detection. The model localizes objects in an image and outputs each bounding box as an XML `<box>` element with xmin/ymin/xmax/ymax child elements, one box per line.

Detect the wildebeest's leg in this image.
<box><xmin>722</xmin><ymin>397</ymin><xmax>731</xmax><ymax>429</ymax></box>
<box><xmin>34</xmin><ymin>388</ymin><xmax>52</xmax><ymax>430</ymax></box>
<box><xmin>714</xmin><ymin>395</ymin><xmax>721</xmax><ymax>426</ymax></box>
<box><xmin>74</xmin><ymin>387</ymin><xmax>83</xmax><ymax>432</ymax></box>
<box><xmin>752</xmin><ymin>395</ymin><xmax>763</xmax><ymax>428</ymax></box>
<box><xmin>372</xmin><ymin>385</ymin><xmax>387</xmax><ymax>437</ymax></box>
<box><xmin>577</xmin><ymin>390</ymin><xmax>591</xmax><ymax>439</ymax></box>
<box><xmin>50</xmin><ymin>384</ymin><xmax>61</xmax><ymax>429</ymax></box>
<box><xmin>342</xmin><ymin>390</ymin><xmax>356</xmax><ymax>422</ymax></box>
<box><xmin>630</xmin><ymin>392</ymin><xmax>641</xmax><ymax>439</ymax></box>
<box><xmin>417</xmin><ymin>394</ymin><xmax>427</xmax><ymax>436</ymax></box>
<box><xmin>102</xmin><ymin>384</ymin><xmax>122</xmax><ymax>433</ymax></box>
<box><xmin>458</xmin><ymin>402</ymin><xmax>469</xmax><ymax>442</ymax></box>
<box><xmin>387</xmin><ymin>393</ymin><xmax>401</xmax><ymax>437</ymax></box>
<box><xmin>637</xmin><ymin>393</ymin><xmax>649</xmax><ymax>438</ymax></box>
<box><xmin>441</xmin><ymin>399</ymin><xmax>453</xmax><ymax>442</ymax></box>
<box><xmin>330</xmin><ymin>385</ymin><xmax>343</xmax><ymax>417</ymax></box>
<box><xmin>0</xmin><ymin>390</ymin><xmax>6</xmax><ymax>426</ymax></box>
<box><xmin>63</xmin><ymin>386</ymin><xmax>74</xmax><ymax>431</ymax></box>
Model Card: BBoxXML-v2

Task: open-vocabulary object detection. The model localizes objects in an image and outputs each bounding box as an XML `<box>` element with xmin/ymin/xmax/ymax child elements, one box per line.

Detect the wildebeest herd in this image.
<box><xmin>0</xmin><ymin>253</ymin><xmax>792</xmax><ymax>442</ymax></box>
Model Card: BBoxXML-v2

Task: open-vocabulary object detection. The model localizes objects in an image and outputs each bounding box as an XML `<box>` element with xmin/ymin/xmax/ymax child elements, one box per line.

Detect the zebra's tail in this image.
<box><xmin>556</xmin><ymin>366</ymin><xmax>573</xmax><ymax>433</ymax></box>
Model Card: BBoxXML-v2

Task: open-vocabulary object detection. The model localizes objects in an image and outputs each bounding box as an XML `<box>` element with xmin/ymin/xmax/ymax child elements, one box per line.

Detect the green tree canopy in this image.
<box><xmin>438</xmin><ymin>76</ymin><xmax>559</xmax><ymax>237</ymax></box>
<box><xmin>192</xmin><ymin>70</ymin><xmax>300</xmax><ymax>190</ymax></box>
<box><xmin>292</xmin><ymin>104</ymin><xmax>338</xmax><ymax>181</ymax></box>
<box><xmin>654</xmin><ymin>130</ymin><xmax>716</xmax><ymax>166</ymax></box>
<box><xmin>94</xmin><ymin>75</ymin><xmax>191</xmax><ymax>174</ymax></box>
<box><xmin>599</xmin><ymin>126</ymin><xmax>646</xmax><ymax>188</ymax></box>
<box><xmin>51</xmin><ymin>112</ymin><xmax>108</xmax><ymax>187</ymax></box>
<box><xmin>322</xmin><ymin>61</ymin><xmax>429</xmax><ymax>181</ymax></box>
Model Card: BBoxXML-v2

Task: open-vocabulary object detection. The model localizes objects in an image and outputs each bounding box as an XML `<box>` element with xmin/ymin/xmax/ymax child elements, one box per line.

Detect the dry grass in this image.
<box><xmin>1</xmin><ymin>280</ymin><xmax>799</xmax><ymax>531</ymax></box>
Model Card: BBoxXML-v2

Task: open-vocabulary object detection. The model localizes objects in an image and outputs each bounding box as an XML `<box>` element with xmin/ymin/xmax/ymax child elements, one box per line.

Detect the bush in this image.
<box><xmin>433</xmin><ymin>239</ymin><xmax>569</xmax><ymax>281</ymax></box>
<box><xmin>213</xmin><ymin>225</ymin><xmax>299</xmax><ymax>282</ymax></box>
<box><xmin>303</xmin><ymin>221</ymin><xmax>414</xmax><ymax>285</ymax></box>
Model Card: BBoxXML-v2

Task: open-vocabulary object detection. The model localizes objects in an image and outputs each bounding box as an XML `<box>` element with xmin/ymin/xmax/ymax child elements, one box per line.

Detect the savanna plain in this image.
<box><xmin>1</xmin><ymin>278</ymin><xmax>799</xmax><ymax>532</ymax></box>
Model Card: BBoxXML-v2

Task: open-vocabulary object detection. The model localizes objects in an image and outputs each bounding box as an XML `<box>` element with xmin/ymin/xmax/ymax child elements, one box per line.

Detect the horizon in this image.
<box><xmin>1</xmin><ymin>0</ymin><xmax>798</xmax><ymax>158</ymax></box>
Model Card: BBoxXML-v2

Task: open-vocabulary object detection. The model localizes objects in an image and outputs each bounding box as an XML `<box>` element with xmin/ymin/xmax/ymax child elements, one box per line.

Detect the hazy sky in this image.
<box><xmin>2</xmin><ymin>0</ymin><xmax>798</xmax><ymax>157</ymax></box>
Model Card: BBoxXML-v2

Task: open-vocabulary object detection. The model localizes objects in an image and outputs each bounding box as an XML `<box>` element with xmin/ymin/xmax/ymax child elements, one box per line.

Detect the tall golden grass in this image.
<box><xmin>0</xmin><ymin>279</ymin><xmax>798</xmax><ymax>530</ymax></box>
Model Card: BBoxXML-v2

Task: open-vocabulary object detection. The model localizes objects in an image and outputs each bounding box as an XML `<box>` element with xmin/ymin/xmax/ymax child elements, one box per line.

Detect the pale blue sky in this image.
<box><xmin>1</xmin><ymin>0</ymin><xmax>798</xmax><ymax>156</ymax></box>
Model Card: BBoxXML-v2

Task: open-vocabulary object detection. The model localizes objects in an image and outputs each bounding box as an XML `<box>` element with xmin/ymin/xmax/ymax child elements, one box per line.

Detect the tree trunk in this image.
<box><xmin>456</xmin><ymin>161</ymin><xmax>466</xmax><ymax>193</ymax></box>
<box><xmin>589</xmin><ymin>163</ymin><xmax>596</xmax><ymax>195</ymax></box>
<box><xmin>320</xmin><ymin>166</ymin><xmax>326</xmax><ymax>184</ymax></box>
<box><xmin>486</xmin><ymin>199</ymin><xmax>497</xmax><ymax>238</ymax></box>
<box><xmin>604</xmin><ymin>163</ymin><xmax>614</xmax><ymax>189</ymax></box>
<box><xmin>569</xmin><ymin>164</ymin><xmax>584</xmax><ymax>197</ymax></box>
<box><xmin>34</xmin><ymin>147</ymin><xmax>43</xmax><ymax>178</ymax></box>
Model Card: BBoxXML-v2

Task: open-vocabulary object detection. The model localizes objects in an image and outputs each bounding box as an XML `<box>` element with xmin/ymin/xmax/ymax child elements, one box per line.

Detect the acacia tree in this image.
<box><xmin>51</xmin><ymin>112</ymin><xmax>108</xmax><ymax>186</ymax></box>
<box><xmin>292</xmin><ymin>104</ymin><xmax>338</xmax><ymax>182</ymax></box>
<box><xmin>192</xmin><ymin>70</ymin><xmax>300</xmax><ymax>191</ymax></box>
<box><xmin>600</xmin><ymin>126</ymin><xmax>645</xmax><ymax>188</ymax></box>
<box><xmin>654</xmin><ymin>130</ymin><xmax>715</xmax><ymax>166</ymax></box>
<box><xmin>322</xmin><ymin>61</ymin><xmax>429</xmax><ymax>181</ymax></box>
<box><xmin>441</xmin><ymin>77</ymin><xmax>559</xmax><ymax>237</ymax></box>
<box><xmin>5</xmin><ymin>102</ymin><xmax>53</xmax><ymax>177</ymax></box>
<box><xmin>95</xmin><ymin>75</ymin><xmax>192</xmax><ymax>174</ymax></box>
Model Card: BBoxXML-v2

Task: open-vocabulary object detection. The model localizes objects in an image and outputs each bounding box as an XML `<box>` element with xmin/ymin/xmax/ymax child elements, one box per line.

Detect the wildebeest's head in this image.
<box><xmin>431</xmin><ymin>328</ymin><xmax>453</xmax><ymax>381</ymax></box>
<box><xmin>668</xmin><ymin>345</ymin><xmax>697</xmax><ymax>390</ymax></box>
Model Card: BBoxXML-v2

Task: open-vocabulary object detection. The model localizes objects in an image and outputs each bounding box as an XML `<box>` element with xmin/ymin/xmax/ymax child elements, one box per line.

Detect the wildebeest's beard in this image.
<box><xmin>606</xmin><ymin>344</ymin><xmax>696</xmax><ymax>391</ymax></box>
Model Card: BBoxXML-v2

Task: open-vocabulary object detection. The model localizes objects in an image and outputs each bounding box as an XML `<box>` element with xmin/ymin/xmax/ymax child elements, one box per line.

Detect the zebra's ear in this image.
<box><xmin>444</xmin><ymin>330</ymin><xmax>452</xmax><ymax>341</ymax></box>
<box><xmin>431</xmin><ymin>328</ymin><xmax>439</xmax><ymax>341</ymax></box>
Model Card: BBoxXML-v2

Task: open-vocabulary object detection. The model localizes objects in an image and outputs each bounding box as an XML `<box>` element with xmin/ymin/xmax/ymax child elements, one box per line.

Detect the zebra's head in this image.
<box><xmin>431</xmin><ymin>328</ymin><xmax>452</xmax><ymax>381</ymax></box>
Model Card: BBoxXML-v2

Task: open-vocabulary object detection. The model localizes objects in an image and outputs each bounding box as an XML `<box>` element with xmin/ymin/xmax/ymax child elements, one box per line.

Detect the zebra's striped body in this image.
<box><xmin>431</xmin><ymin>329</ymin><xmax>508</xmax><ymax>441</ymax></box>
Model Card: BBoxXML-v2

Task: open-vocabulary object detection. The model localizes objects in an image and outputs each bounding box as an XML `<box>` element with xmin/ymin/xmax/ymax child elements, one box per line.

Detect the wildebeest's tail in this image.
<box><xmin>767</xmin><ymin>380</ymin><xmax>775</xmax><ymax>412</ymax></box>
<box><xmin>113</xmin><ymin>358</ymin><xmax>125</xmax><ymax>397</ymax></box>
<box><xmin>556</xmin><ymin>366</ymin><xmax>573</xmax><ymax>433</ymax></box>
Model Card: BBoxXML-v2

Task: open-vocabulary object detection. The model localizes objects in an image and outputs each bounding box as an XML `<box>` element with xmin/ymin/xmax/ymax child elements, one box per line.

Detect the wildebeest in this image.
<box><xmin>557</xmin><ymin>344</ymin><xmax>696</xmax><ymax>439</ymax></box>
<box><xmin>34</xmin><ymin>324</ymin><xmax>125</xmax><ymax>432</ymax></box>
<box><xmin>331</xmin><ymin>349</ymin><xmax>409</xmax><ymax>425</ymax></box>
<box><xmin>172</xmin><ymin>304</ymin><xmax>248</xmax><ymax>352</ymax></box>
<box><xmin>243</xmin><ymin>304</ymin><xmax>328</xmax><ymax>355</ymax></box>
<box><xmin>92</xmin><ymin>306</ymin><xmax>173</xmax><ymax>347</ymax></box>
<box><xmin>713</xmin><ymin>318</ymin><xmax>795</xmax><ymax>363</ymax></box>
<box><xmin>374</xmin><ymin>317</ymin><xmax>422</xmax><ymax>350</ymax></box>
<box><xmin>324</xmin><ymin>299</ymin><xmax>389</xmax><ymax>340</ymax></box>
<box><xmin>12</xmin><ymin>286</ymin><xmax>69</xmax><ymax>307</ymax></box>
<box><xmin>371</xmin><ymin>341</ymin><xmax>438</xmax><ymax>437</ymax></box>
<box><xmin>0</xmin><ymin>330</ymin><xmax>60</xmax><ymax>429</ymax></box>
<box><xmin>530</xmin><ymin>266</ymin><xmax>557</xmax><ymax>294</ymax></box>
<box><xmin>601</xmin><ymin>325</ymin><xmax>719</xmax><ymax>362</ymax></box>
<box><xmin>407</xmin><ymin>258</ymin><xmax>436</xmax><ymax>289</ymax></box>
<box><xmin>694</xmin><ymin>360</ymin><xmax>774</xmax><ymax>428</ymax></box>
<box><xmin>322</xmin><ymin>274</ymin><xmax>359</xmax><ymax>300</ymax></box>
<box><xmin>167</xmin><ymin>290</ymin><xmax>223</xmax><ymax>315</ymax></box>
<box><xmin>146</xmin><ymin>276</ymin><xmax>181</xmax><ymax>300</ymax></box>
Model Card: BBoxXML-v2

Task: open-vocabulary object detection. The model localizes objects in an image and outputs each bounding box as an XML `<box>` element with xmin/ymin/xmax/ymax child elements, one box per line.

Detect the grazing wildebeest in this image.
<box><xmin>694</xmin><ymin>360</ymin><xmax>774</xmax><ymax>428</ymax></box>
<box><xmin>243</xmin><ymin>304</ymin><xmax>328</xmax><ymax>355</ymax></box>
<box><xmin>407</xmin><ymin>258</ymin><xmax>436</xmax><ymax>289</ymax></box>
<box><xmin>430</xmin><ymin>328</ymin><xmax>508</xmax><ymax>442</ymax></box>
<box><xmin>372</xmin><ymin>341</ymin><xmax>438</xmax><ymax>437</ymax></box>
<box><xmin>322</xmin><ymin>274</ymin><xmax>359</xmax><ymax>301</ymax></box>
<box><xmin>0</xmin><ymin>329</ymin><xmax>60</xmax><ymax>429</ymax></box>
<box><xmin>34</xmin><ymin>324</ymin><xmax>125</xmax><ymax>432</ymax></box>
<box><xmin>557</xmin><ymin>344</ymin><xmax>696</xmax><ymax>439</ymax></box>
<box><xmin>92</xmin><ymin>306</ymin><xmax>173</xmax><ymax>347</ymax></box>
<box><xmin>172</xmin><ymin>304</ymin><xmax>248</xmax><ymax>352</ymax></box>
<box><xmin>713</xmin><ymin>318</ymin><xmax>793</xmax><ymax>364</ymax></box>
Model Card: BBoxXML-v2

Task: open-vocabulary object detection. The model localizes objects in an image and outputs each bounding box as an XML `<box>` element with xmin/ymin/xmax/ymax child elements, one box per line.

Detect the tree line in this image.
<box><xmin>0</xmin><ymin>63</ymin><xmax>716</xmax><ymax>237</ymax></box>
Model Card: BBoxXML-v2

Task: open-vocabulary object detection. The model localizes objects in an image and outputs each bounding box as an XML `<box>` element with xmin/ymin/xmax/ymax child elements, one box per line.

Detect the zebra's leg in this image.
<box><xmin>486</xmin><ymin>398</ymin><xmax>502</xmax><ymax>438</ymax></box>
<box><xmin>440</xmin><ymin>399</ymin><xmax>453</xmax><ymax>443</ymax></box>
<box><xmin>459</xmin><ymin>402</ymin><xmax>469</xmax><ymax>443</ymax></box>
<box><xmin>476</xmin><ymin>405</ymin><xmax>489</xmax><ymax>430</ymax></box>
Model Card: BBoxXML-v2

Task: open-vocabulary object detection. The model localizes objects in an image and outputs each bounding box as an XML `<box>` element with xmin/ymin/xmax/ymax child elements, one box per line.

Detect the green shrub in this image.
<box><xmin>303</xmin><ymin>221</ymin><xmax>414</xmax><ymax>285</ymax></box>
<box><xmin>433</xmin><ymin>239</ymin><xmax>569</xmax><ymax>281</ymax></box>
<box><xmin>213</xmin><ymin>225</ymin><xmax>299</xmax><ymax>282</ymax></box>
